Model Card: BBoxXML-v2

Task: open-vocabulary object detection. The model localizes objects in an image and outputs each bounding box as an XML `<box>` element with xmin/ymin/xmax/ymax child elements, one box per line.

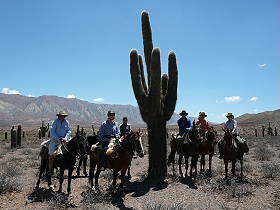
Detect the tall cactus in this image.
<box><xmin>40</xmin><ymin>121</ymin><xmax>49</xmax><ymax>138</ymax></box>
<box><xmin>130</xmin><ymin>11</ymin><xmax>178</xmax><ymax>180</ymax></box>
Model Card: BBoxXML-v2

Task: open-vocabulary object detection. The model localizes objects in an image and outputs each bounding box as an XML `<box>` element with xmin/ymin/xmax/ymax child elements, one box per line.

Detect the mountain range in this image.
<box><xmin>0</xmin><ymin>93</ymin><xmax>195</xmax><ymax>127</ymax></box>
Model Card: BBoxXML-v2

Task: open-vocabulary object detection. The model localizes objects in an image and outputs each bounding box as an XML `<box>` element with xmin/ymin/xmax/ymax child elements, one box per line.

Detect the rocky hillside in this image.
<box><xmin>0</xmin><ymin>93</ymin><xmax>188</xmax><ymax>127</ymax></box>
<box><xmin>236</xmin><ymin>109</ymin><xmax>280</xmax><ymax>128</ymax></box>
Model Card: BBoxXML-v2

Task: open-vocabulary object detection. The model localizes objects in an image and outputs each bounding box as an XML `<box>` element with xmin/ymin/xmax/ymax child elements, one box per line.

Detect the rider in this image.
<box><xmin>196</xmin><ymin>112</ymin><xmax>210</xmax><ymax>137</ymax></box>
<box><xmin>120</xmin><ymin>117</ymin><xmax>131</xmax><ymax>137</ymax></box>
<box><xmin>48</xmin><ymin>111</ymin><xmax>72</xmax><ymax>177</ymax></box>
<box><xmin>98</xmin><ymin>110</ymin><xmax>120</xmax><ymax>170</ymax></box>
<box><xmin>218</xmin><ymin>112</ymin><xmax>248</xmax><ymax>159</ymax></box>
<box><xmin>177</xmin><ymin>110</ymin><xmax>192</xmax><ymax>136</ymax></box>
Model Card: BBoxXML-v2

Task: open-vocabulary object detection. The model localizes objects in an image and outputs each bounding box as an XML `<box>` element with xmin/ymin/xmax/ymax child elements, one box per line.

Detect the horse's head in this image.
<box><xmin>206</xmin><ymin>127</ymin><xmax>217</xmax><ymax>143</ymax></box>
<box><xmin>222</xmin><ymin>128</ymin><xmax>233</xmax><ymax>145</ymax></box>
<box><xmin>72</xmin><ymin>132</ymin><xmax>88</xmax><ymax>158</ymax></box>
<box><xmin>121</xmin><ymin>131</ymin><xmax>144</xmax><ymax>158</ymax></box>
<box><xmin>189</xmin><ymin>120</ymin><xmax>202</xmax><ymax>142</ymax></box>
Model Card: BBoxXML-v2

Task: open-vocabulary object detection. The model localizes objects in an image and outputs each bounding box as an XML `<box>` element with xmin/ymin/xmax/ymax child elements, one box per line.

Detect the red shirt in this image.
<box><xmin>196</xmin><ymin>119</ymin><xmax>209</xmax><ymax>132</ymax></box>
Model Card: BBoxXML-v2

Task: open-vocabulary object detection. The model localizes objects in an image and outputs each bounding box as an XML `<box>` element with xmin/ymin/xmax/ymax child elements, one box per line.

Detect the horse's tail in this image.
<box><xmin>167</xmin><ymin>150</ymin><xmax>176</xmax><ymax>166</ymax></box>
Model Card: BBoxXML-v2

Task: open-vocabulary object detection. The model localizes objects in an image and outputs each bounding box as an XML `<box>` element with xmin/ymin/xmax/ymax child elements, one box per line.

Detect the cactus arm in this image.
<box><xmin>141</xmin><ymin>11</ymin><xmax>153</xmax><ymax>86</ymax></box>
<box><xmin>147</xmin><ymin>48</ymin><xmax>162</xmax><ymax>115</ymax></box>
<box><xmin>138</xmin><ymin>55</ymin><xmax>148</xmax><ymax>94</ymax></box>
<box><xmin>130</xmin><ymin>50</ymin><xmax>147</xmax><ymax>107</ymax></box>
<box><xmin>161</xmin><ymin>74</ymin><xmax>168</xmax><ymax>96</ymax></box>
<box><xmin>164</xmin><ymin>52</ymin><xmax>178</xmax><ymax>121</ymax></box>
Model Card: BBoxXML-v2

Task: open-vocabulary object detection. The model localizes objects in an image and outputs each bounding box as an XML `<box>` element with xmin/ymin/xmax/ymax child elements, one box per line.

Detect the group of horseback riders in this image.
<box><xmin>48</xmin><ymin>110</ymin><xmax>132</xmax><ymax>177</ymax></box>
<box><xmin>177</xmin><ymin>110</ymin><xmax>248</xmax><ymax>158</ymax></box>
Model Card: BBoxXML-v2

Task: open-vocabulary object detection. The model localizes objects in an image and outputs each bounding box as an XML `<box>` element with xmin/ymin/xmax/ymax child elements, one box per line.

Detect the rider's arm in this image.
<box><xmin>185</xmin><ymin>119</ymin><xmax>192</xmax><ymax>131</ymax></box>
<box><xmin>99</xmin><ymin>123</ymin><xmax>105</xmax><ymax>141</ymax></box>
<box><xmin>115</xmin><ymin>124</ymin><xmax>120</xmax><ymax>138</ymax></box>
<box><xmin>64</xmin><ymin>120</ymin><xmax>72</xmax><ymax>140</ymax></box>
<box><xmin>50</xmin><ymin>120</ymin><xmax>60</xmax><ymax>141</ymax></box>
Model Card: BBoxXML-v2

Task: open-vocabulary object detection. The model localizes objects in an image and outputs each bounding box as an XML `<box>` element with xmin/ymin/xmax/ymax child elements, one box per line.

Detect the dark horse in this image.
<box><xmin>35</xmin><ymin>133</ymin><xmax>87</xmax><ymax>194</ymax></box>
<box><xmin>198</xmin><ymin>127</ymin><xmax>217</xmax><ymax>174</ymax></box>
<box><xmin>89</xmin><ymin>131</ymin><xmax>144</xmax><ymax>194</ymax></box>
<box><xmin>221</xmin><ymin>129</ymin><xmax>244</xmax><ymax>180</ymax></box>
<box><xmin>168</xmin><ymin>121</ymin><xmax>201</xmax><ymax>179</ymax></box>
<box><xmin>76</xmin><ymin>134</ymin><xmax>99</xmax><ymax>177</ymax></box>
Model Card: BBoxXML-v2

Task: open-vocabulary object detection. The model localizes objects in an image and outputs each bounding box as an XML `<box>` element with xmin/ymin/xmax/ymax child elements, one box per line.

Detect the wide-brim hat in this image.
<box><xmin>199</xmin><ymin>112</ymin><xmax>207</xmax><ymax>117</ymax></box>
<box><xmin>179</xmin><ymin>110</ymin><xmax>188</xmax><ymax>116</ymax></box>
<box><xmin>56</xmin><ymin>111</ymin><xmax>68</xmax><ymax>116</ymax></box>
<box><xmin>226</xmin><ymin>112</ymin><xmax>234</xmax><ymax>118</ymax></box>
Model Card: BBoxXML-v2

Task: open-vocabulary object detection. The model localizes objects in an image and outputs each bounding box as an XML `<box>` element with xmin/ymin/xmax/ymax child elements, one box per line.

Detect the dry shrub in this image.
<box><xmin>209</xmin><ymin>178</ymin><xmax>254</xmax><ymax>199</ymax></box>
<box><xmin>0</xmin><ymin>161</ymin><xmax>22</xmax><ymax>194</ymax></box>
<box><xmin>143</xmin><ymin>201</ymin><xmax>186</xmax><ymax>210</ymax></box>
<box><xmin>254</xmin><ymin>143</ymin><xmax>274</xmax><ymax>161</ymax></box>
<box><xmin>260</xmin><ymin>162</ymin><xmax>280</xmax><ymax>179</ymax></box>
<box><xmin>47</xmin><ymin>193</ymin><xmax>76</xmax><ymax>210</ymax></box>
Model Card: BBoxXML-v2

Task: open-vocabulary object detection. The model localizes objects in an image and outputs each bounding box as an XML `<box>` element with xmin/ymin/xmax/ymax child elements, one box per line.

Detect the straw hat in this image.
<box><xmin>56</xmin><ymin>111</ymin><xmax>68</xmax><ymax>116</ymax></box>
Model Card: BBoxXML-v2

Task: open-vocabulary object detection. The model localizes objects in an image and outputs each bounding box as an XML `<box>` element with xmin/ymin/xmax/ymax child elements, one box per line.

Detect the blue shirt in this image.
<box><xmin>99</xmin><ymin>120</ymin><xmax>120</xmax><ymax>142</ymax></box>
<box><xmin>177</xmin><ymin>117</ymin><xmax>192</xmax><ymax>134</ymax></box>
<box><xmin>50</xmin><ymin>119</ymin><xmax>72</xmax><ymax>142</ymax></box>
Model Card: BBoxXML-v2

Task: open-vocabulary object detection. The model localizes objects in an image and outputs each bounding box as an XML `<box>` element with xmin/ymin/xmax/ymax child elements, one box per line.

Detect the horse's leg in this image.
<box><xmin>209</xmin><ymin>154</ymin><xmax>212</xmax><ymax>174</ymax></box>
<box><xmin>240</xmin><ymin>158</ymin><xmax>243</xmax><ymax>181</ymax></box>
<box><xmin>94</xmin><ymin>166</ymin><xmax>101</xmax><ymax>191</ymax></box>
<box><xmin>127</xmin><ymin>166</ymin><xmax>131</xmax><ymax>179</ymax></box>
<box><xmin>184</xmin><ymin>155</ymin><xmax>188</xmax><ymax>178</ymax></box>
<box><xmin>232</xmin><ymin>160</ymin><xmax>236</xmax><ymax>177</ymax></box>
<box><xmin>83</xmin><ymin>156</ymin><xmax>88</xmax><ymax>177</ymax></box>
<box><xmin>58</xmin><ymin>167</ymin><xmax>64</xmax><ymax>193</ymax></box>
<box><xmin>224</xmin><ymin>159</ymin><xmax>228</xmax><ymax>179</ymax></box>
<box><xmin>178</xmin><ymin>154</ymin><xmax>183</xmax><ymax>178</ymax></box>
<box><xmin>36</xmin><ymin>158</ymin><xmax>46</xmax><ymax>188</ymax></box>
<box><xmin>89</xmin><ymin>156</ymin><xmax>95</xmax><ymax>187</ymax></box>
<box><xmin>193</xmin><ymin>155</ymin><xmax>198</xmax><ymax>178</ymax></box>
<box><xmin>120</xmin><ymin>169</ymin><xmax>127</xmax><ymax>196</ymax></box>
<box><xmin>200</xmin><ymin>155</ymin><xmax>205</xmax><ymax>172</ymax></box>
<box><xmin>112</xmin><ymin>170</ymin><xmax>118</xmax><ymax>194</ymax></box>
<box><xmin>76</xmin><ymin>158</ymin><xmax>82</xmax><ymax>177</ymax></box>
<box><xmin>67</xmin><ymin>168</ymin><xmax>74</xmax><ymax>195</ymax></box>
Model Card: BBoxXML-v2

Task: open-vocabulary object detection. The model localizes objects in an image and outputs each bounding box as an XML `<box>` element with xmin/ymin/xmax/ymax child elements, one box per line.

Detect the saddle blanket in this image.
<box><xmin>41</xmin><ymin>139</ymin><xmax>64</xmax><ymax>155</ymax></box>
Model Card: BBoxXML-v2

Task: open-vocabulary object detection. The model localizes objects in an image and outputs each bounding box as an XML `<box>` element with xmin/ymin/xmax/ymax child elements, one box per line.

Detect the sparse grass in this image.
<box><xmin>143</xmin><ymin>201</ymin><xmax>186</xmax><ymax>210</ymax></box>
<box><xmin>0</xmin><ymin>160</ymin><xmax>22</xmax><ymax>194</ymax></box>
<box><xmin>260</xmin><ymin>162</ymin><xmax>280</xmax><ymax>179</ymax></box>
<box><xmin>275</xmin><ymin>185</ymin><xmax>280</xmax><ymax>209</ymax></box>
<box><xmin>254</xmin><ymin>143</ymin><xmax>274</xmax><ymax>161</ymax></box>
<box><xmin>47</xmin><ymin>193</ymin><xmax>75</xmax><ymax>210</ymax></box>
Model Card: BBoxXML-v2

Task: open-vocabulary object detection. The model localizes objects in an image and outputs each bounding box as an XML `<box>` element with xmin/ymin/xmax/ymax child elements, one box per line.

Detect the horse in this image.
<box><xmin>198</xmin><ymin>127</ymin><xmax>217</xmax><ymax>174</ymax></box>
<box><xmin>167</xmin><ymin>121</ymin><xmax>201</xmax><ymax>179</ymax></box>
<box><xmin>89</xmin><ymin>131</ymin><xmax>144</xmax><ymax>195</ymax></box>
<box><xmin>35</xmin><ymin>133</ymin><xmax>87</xmax><ymax>194</ymax></box>
<box><xmin>76</xmin><ymin>134</ymin><xmax>99</xmax><ymax>177</ymax></box>
<box><xmin>220</xmin><ymin>128</ymin><xmax>244</xmax><ymax>180</ymax></box>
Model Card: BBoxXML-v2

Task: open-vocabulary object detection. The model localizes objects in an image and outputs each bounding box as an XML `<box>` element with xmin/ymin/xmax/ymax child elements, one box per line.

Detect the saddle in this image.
<box><xmin>90</xmin><ymin>138</ymin><xmax>121</xmax><ymax>159</ymax></box>
<box><xmin>40</xmin><ymin>139</ymin><xmax>63</xmax><ymax>156</ymax></box>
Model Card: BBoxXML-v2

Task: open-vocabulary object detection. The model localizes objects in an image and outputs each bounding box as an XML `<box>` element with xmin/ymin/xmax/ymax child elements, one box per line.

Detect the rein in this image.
<box><xmin>61</xmin><ymin>139</ymin><xmax>83</xmax><ymax>159</ymax></box>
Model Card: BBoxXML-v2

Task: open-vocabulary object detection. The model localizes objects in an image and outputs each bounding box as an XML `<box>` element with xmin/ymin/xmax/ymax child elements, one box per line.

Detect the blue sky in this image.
<box><xmin>0</xmin><ymin>0</ymin><xmax>279</xmax><ymax>122</ymax></box>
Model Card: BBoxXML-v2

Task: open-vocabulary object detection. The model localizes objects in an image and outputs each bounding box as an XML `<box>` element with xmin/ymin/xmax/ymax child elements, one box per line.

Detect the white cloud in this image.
<box><xmin>67</xmin><ymin>94</ymin><xmax>76</xmax><ymax>99</ymax></box>
<box><xmin>1</xmin><ymin>88</ymin><xmax>21</xmax><ymax>95</ymax></box>
<box><xmin>93</xmin><ymin>98</ymin><xmax>105</xmax><ymax>103</ymax></box>
<box><xmin>249</xmin><ymin>96</ymin><xmax>258</xmax><ymax>102</ymax></box>
<box><xmin>27</xmin><ymin>94</ymin><xmax>34</xmax><ymax>97</ymax></box>
<box><xmin>224</xmin><ymin>96</ymin><xmax>241</xmax><ymax>103</ymax></box>
<box><xmin>258</xmin><ymin>64</ymin><xmax>267</xmax><ymax>68</ymax></box>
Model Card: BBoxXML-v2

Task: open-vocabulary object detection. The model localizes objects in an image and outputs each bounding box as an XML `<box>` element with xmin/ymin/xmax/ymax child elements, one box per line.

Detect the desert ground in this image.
<box><xmin>0</xmin><ymin>126</ymin><xmax>280</xmax><ymax>210</ymax></box>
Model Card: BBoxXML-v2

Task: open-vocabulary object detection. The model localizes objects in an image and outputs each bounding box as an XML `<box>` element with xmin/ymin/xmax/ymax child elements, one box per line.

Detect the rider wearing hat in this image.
<box><xmin>196</xmin><ymin>112</ymin><xmax>210</xmax><ymax>134</ymax></box>
<box><xmin>98</xmin><ymin>110</ymin><xmax>120</xmax><ymax>169</ymax></box>
<box><xmin>48</xmin><ymin>111</ymin><xmax>72</xmax><ymax>177</ymax></box>
<box><xmin>120</xmin><ymin>117</ymin><xmax>131</xmax><ymax>137</ymax></box>
<box><xmin>218</xmin><ymin>113</ymin><xmax>248</xmax><ymax>159</ymax></box>
<box><xmin>177</xmin><ymin>110</ymin><xmax>192</xmax><ymax>135</ymax></box>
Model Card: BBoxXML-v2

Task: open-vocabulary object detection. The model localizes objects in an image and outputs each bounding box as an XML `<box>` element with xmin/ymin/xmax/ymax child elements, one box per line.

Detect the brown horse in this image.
<box><xmin>199</xmin><ymin>127</ymin><xmax>217</xmax><ymax>174</ymax></box>
<box><xmin>168</xmin><ymin>122</ymin><xmax>201</xmax><ymax>179</ymax></box>
<box><xmin>89</xmin><ymin>131</ymin><xmax>144</xmax><ymax>194</ymax></box>
<box><xmin>221</xmin><ymin>129</ymin><xmax>244</xmax><ymax>180</ymax></box>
